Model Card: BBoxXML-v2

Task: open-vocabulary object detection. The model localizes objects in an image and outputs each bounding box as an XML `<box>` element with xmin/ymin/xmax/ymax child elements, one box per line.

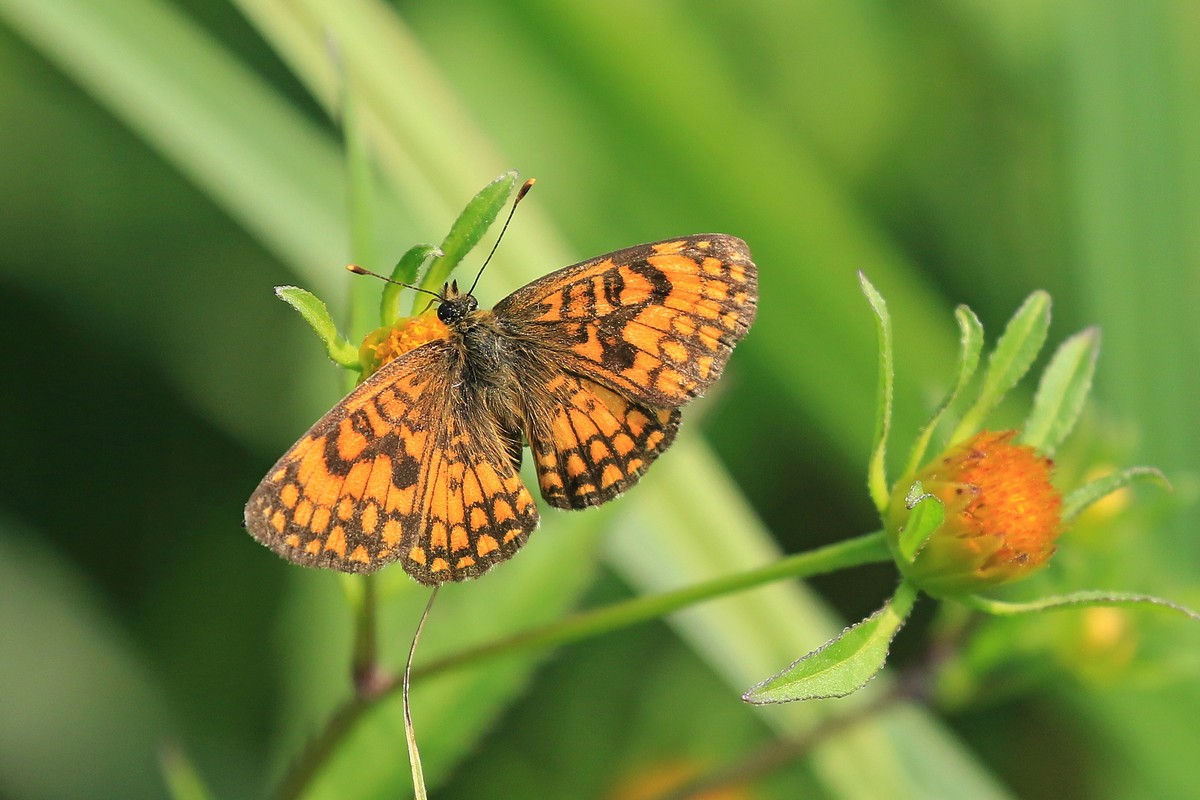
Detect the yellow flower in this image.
<box><xmin>606</xmin><ymin>760</ymin><xmax>750</xmax><ymax>800</ymax></box>
<box><xmin>358</xmin><ymin>311</ymin><xmax>449</xmax><ymax>379</ymax></box>
<box><xmin>887</xmin><ymin>430</ymin><xmax>1063</xmax><ymax>597</ymax></box>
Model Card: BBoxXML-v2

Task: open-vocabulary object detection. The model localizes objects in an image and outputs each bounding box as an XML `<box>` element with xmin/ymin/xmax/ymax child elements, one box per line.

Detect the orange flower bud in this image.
<box><xmin>887</xmin><ymin>430</ymin><xmax>1063</xmax><ymax>597</ymax></box>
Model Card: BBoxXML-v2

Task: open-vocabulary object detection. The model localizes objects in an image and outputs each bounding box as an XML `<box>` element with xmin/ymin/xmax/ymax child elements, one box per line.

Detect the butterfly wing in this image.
<box><xmin>245</xmin><ymin>341</ymin><xmax>538</xmax><ymax>584</ymax></box>
<box><xmin>495</xmin><ymin>234</ymin><xmax>757</xmax><ymax>409</ymax></box>
<box><xmin>523</xmin><ymin>370</ymin><xmax>680</xmax><ymax>509</ymax></box>
<box><xmin>496</xmin><ymin>234</ymin><xmax>756</xmax><ymax>509</ymax></box>
<box><xmin>248</xmin><ymin>234</ymin><xmax>756</xmax><ymax>578</ymax></box>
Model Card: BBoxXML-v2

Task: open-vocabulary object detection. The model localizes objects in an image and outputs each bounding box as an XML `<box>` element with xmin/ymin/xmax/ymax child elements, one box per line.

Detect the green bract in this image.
<box><xmin>274</xmin><ymin>172</ymin><xmax>519</xmax><ymax>373</ymax></box>
<box><xmin>274</xmin><ymin>286</ymin><xmax>360</xmax><ymax>369</ymax></box>
<box><xmin>417</xmin><ymin>171</ymin><xmax>519</xmax><ymax>302</ymax></box>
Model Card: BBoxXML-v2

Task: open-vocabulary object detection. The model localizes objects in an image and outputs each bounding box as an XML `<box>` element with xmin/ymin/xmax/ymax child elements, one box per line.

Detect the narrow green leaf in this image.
<box><xmin>953</xmin><ymin>291</ymin><xmax>1051</xmax><ymax>441</ymax></box>
<box><xmin>275</xmin><ymin>286</ymin><xmax>360</xmax><ymax>369</ymax></box>
<box><xmin>860</xmin><ymin>272</ymin><xmax>894</xmax><ymax>513</ymax></box>
<box><xmin>418</xmin><ymin>170</ymin><xmax>519</xmax><ymax>300</ymax></box>
<box><xmin>381</xmin><ymin>244</ymin><xmax>440</xmax><ymax>324</ymax></box>
<box><xmin>904</xmin><ymin>305</ymin><xmax>984</xmax><ymax>477</ymax></box>
<box><xmin>1062</xmin><ymin>466</ymin><xmax>1172</xmax><ymax>522</ymax></box>
<box><xmin>1021</xmin><ymin>327</ymin><xmax>1100</xmax><ymax>455</ymax></box>
<box><xmin>160</xmin><ymin>743</ymin><xmax>216</xmax><ymax>800</ymax></box>
<box><xmin>335</xmin><ymin>36</ymin><xmax>382</xmax><ymax>342</ymax></box>
<box><xmin>403</xmin><ymin>589</ymin><xmax>438</xmax><ymax>800</ymax></box>
<box><xmin>391</xmin><ymin>244</ymin><xmax>443</xmax><ymax>288</ymax></box>
<box><xmin>959</xmin><ymin>590</ymin><xmax>1200</xmax><ymax>622</ymax></box>
<box><xmin>743</xmin><ymin>580</ymin><xmax>918</xmax><ymax>703</ymax></box>
<box><xmin>897</xmin><ymin>483</ymin><xmax>945</xmax><ymax>563</ymax></box>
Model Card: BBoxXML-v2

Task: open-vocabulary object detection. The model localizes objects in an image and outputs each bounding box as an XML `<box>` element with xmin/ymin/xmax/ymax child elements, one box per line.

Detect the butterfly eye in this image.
<box><xmin>437</xmin><ymin>295</ymin><xmax>477</xmax><ymax>324</ymax></box>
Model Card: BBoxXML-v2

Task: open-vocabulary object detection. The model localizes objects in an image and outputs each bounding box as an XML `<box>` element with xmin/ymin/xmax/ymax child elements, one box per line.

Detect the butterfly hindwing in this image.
<box><xmin>401</xmin><ymin>405</ymin><xmax>538</xmax><ymax>584</ymax></box>
<box><xmin>524</xmin><ymin>371</ymin><xmax>681</xmax><ymax>509</ymax></box>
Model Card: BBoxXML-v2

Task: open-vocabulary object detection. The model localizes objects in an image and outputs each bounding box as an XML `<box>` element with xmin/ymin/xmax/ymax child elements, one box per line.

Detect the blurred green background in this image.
<box><xmin>2</xmin><ymin>1</ymin><xmax>1198</xmax><ymax>798</ymax></box>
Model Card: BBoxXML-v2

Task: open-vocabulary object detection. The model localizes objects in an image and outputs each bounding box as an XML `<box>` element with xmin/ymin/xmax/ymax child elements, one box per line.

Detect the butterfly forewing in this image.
<box><xmin>495</xmin><ymin>235</ymin><xmax>758</xmax><ymax>408</ymax></box>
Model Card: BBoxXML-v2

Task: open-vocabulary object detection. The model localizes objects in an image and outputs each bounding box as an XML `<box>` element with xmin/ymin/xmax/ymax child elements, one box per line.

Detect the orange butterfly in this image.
<box><xmin>245</xmin><ymin>235</ymin><xmax>757</xmax><ymax>584</ymax></box>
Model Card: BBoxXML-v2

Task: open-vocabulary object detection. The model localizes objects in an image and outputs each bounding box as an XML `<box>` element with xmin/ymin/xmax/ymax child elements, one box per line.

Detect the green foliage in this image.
<box><xmin>382</xmin><ymin>244</ymin><xmax>440</xmax><ymax>323</ymax></box>
<box><xmin>274</xmin><ymin>286</ymin><xmax>360</xmax><ymax>369</ymax></box>
<box><xmin>959</xmin><ymin>591</ymin><xmax>1200</xmax><ymax>623</ymax></box>
<box><xmin>417</xmin><ymin>170</ymin><xmax>519</xmax><ymax>300</ymax></box>
<box><xmin>952</xmin><ymin>291</ymin><xmax>1051</xmax><ymax>442</ymax></box>
<box><xmin>1062</xmin><ymin>466</ymin><xmax>1172</xmax><ymax>523</ymax></box>
<box><xmin>902</xmin><ymin>305</ymin><xmax>984</xmax><ymax>477</ymax></box>
<box><xmin>160</xmin><ymin>744</ymin><xmax>216</xmax><ymax>800</ymax></box>
<box><xmin>896</xmin><ymin>484</ymin><xmax>946</xmax><ymax>564</ymax></box>
<box><xmin>861</xmin><ymin>272</ymin><xmax>894</xmax><ymax>513</ymax></box>
<box><xmin>1020</xmin><ymin>328</ymin><xmax>1100</xmax><ymax>456</ymax></box>
<box><xmin>744</xmin><ymin>581</ymin><xmax>918</xmax><ymax>703</ymax></box>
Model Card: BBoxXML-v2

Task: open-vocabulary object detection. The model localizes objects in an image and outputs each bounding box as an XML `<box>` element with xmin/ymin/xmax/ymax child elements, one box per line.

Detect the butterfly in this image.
<box><xmin>245</xmin><ymin>234</ymin><xmax>757</xmax><ymax>585</ymax></box>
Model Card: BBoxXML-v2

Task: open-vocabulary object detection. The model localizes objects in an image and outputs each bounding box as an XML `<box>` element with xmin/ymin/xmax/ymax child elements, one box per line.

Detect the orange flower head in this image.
<box><xmin>887</xmin><ymin>430</ymin><xmax>1063</xmax><ymax>596</ymax></box>
<box><xmin>358</xmin><ymin>310</ymin><xmax>449</xmax><ymax>380</ymax></box>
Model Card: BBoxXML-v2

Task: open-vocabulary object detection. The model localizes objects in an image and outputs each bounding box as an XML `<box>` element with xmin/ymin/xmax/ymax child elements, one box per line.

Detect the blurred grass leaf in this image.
<box><xmin>0</xmin><ymin>522</ymin><xmax>173</xmax><ymax>800</ymax></box>
<box><xmin>0</xmin><ymin>0</ymin><xmax>354</xmax><ymax>290</ymax></box>
<box><xmin>160</xmin><ymin>743</ymin><xmax>216</xmax><ymax>800</ymax></box>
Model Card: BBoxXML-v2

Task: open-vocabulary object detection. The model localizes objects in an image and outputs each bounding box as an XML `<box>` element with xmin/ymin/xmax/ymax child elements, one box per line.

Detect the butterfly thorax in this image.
<box><xmin>435</xmin><ymin>284</ymin><xmax>535</xmax><ymax>437</ymax></box>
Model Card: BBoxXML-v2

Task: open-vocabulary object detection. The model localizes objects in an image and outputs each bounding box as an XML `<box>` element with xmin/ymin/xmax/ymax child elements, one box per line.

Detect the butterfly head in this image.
<box><xmin>437</xmin><ymin>280</ymin><xmax>479</xmax><ymax>325</ymax></box>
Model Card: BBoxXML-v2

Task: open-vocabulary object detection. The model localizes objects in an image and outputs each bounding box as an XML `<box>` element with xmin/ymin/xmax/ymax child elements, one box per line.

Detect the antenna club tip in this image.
<box><xmin>516</xmin><ymin>178</ymin><xmax>536</xmax><ymax>202</ymax></box>
<box><xmin>346</xmin><ymin>264</ymin><xmax>369</xmax><ymax>275</ymax></box>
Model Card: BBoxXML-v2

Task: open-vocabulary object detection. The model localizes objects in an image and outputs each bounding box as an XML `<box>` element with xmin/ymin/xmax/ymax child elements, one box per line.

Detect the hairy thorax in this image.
<box><xmin>449</xmin><ymin>310</ymin><xmax>542</xmax><ymax>435</ymax></box>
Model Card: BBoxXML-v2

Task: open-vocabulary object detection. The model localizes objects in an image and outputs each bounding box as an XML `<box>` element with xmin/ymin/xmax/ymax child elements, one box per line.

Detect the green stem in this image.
<box><xmin>414</xmin><ymin>530</ymin><xmax>891</xmax><ymax>679</ymax></box>
<box><xmin>351</xmin><ymin>573</ymin><xmax>381</xmax><ymax>696</ymax></box>
<box><xmin>271</xmin><ymin>530</ymin><xmax>891</xmax><ymax>800</ymax></box>
<box><xmin>959</xmin><ymin>590</ymin><xmax>1200</xmax><ymax>621</ymax></box>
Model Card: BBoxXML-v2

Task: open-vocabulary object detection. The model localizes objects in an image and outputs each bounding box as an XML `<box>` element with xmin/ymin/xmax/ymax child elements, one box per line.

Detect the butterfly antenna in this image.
<box><xmin>467</xmin><ymin>177</ymin><xmax>536</xmax><ymax>296</ymax></box>
<box><xmin>346</xmin><ymin>264</ymin><xmax>443</xmax><ymax>300</ymax></box>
